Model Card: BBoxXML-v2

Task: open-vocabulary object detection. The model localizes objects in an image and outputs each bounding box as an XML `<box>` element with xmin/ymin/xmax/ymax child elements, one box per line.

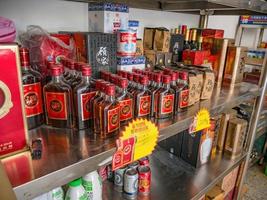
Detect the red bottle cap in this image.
<box><xmin>119</xmin><ymin>78</ymin><xmax>128</xmax><ymax>89</ymax></box>
<box><xmin>121</xmin><ymin>71</ymin><xmax>128</xmax><ymax>78</ymax></box>
<box><xmin>132</xmin><ymin>69</ymin><xmax>138</xmax><ymax>73</ymax></box>
<box><xmin>163</xmin><ymin>68</ymin><xmax>172</xmax><ymax>74</ymax></box>
<box><xmin>127</xmin><ymin>72</ymin><xmax>133</xmax><ymax>81</ymax></box>
<box><xmin>153</xmin><ymin>73</ymin><xmax>162</xmax><ymax>83</ymax></box>
<box><xmin>154</xmin><ymin>70</ymin><xmax>163</xmax><ymax>74</ymax></box>
<box><xmin>82</xmin><ymin>66</ymin><xmax>92</xmax><ymax>76</ymax></box>
<box><xmin>133</xmin><ymin>73</ymin><xmax>139</xmax><ymax>83</ymax></box>
<box><xmin>179</xmin><ymin>71</ymin><xmax>188</xmax><ymax>80</ymax></box>
<box><xmin>117</xmin><ymin>70</ymin><xmax>122</xmax><ymax>76</ymax></box>
<box><xmin>74</xmin><ymin>62</ymin><xmax>83</xmax><ymax>71</ymax></box>
<box><xmin>162</xmin><ymin>75</ymin><xmax>171</xmax><ymax>84</ymax></box>
<box><xmin>50</xmin><ymin>65</ymin><xmax>62</xmax><ymax>76</ymax></box>
<box><xmin>170</xmin><ymin>72</ymin><xmax>178</xmax><ymax>81</ymax></box>
<box><xmin>148</xmin><ymin>72</ymin><xmax>153</xmax><ymax>81</ymax></box>
<box><xmin>68</xmin><ymin>60</ymin><xmax>75</xmax><ymax>70</ymax></box>
<box><xmin>140</xmin><ymin>75</ymin><xmax>149</xmax><ymax>85</ymax></box>
<box><xmin>106</xmin><ymin>84</ymin><xmax>115</xmax><ymax>96</ymax></box>
<box><xmin>95</xmin><ymin>79</ymin><xmax>104</xmax><ymax>90</ymax></box>
<box><xmin>19</xmin><ymin>47</ymin><xmax>30</xmax><ymax>67</ymax></box>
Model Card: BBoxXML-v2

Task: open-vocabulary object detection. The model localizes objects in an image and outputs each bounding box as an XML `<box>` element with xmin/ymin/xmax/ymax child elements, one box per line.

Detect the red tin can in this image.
<box><xmin>139</xmin><ymin>156</ymin><xmax>150</xmax><ymax>166</ymax></box>
<box><xmin>138</xmin><ymin>166</ymin><xmax>151</xmax><ymax>195</ymax></box>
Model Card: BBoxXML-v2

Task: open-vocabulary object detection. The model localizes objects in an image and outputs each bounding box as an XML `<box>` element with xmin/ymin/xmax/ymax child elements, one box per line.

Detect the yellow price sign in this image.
<box><xmin>189</xmin><ymin>108</ymin><xmax>210</xmax><ymax>133</ymax></box>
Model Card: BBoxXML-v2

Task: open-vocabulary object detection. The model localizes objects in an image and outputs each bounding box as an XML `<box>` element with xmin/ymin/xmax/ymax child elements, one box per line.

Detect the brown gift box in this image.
<box><xmin>144</xmin><ymin>50</ymin><xmax>165</xmax><ymax>67</ymax></box>
<box><xmin>205</xmin><ymin>185</ymin><xmax>225</xmax><ymax>200</ymax></box>
<box><xmin>201</xmin><ymin>70</ymin><xmax>215</xmax><ymax>100</ymax></box>
<box><xmin>153</xmin><ymin>28</ymin><xmax>170</xmax><ymax>52</ymax></box>
<box><xmin>136</xmin><ymin>39</ymin><xmax>144</xmax><ymax>56</ymax></box>
<box><xmin>143</xmin><ymin>28</ymin><xmax>155</xmax><ymax>50</ymax></box>
<box><xmin>188</xmin><ymin>73</ymin><xmax>198</xmax><ymax>106</ymax></box>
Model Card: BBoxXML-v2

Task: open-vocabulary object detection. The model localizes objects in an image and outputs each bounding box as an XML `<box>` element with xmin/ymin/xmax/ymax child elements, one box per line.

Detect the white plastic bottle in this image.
<box><xmin>47</xmin><ymin>187</ymin><xmax>64</xmax><ymax>200</ymax></box>
<box><xmin>82</xmin><ymin>170</ymin><xmax>102</xmax><ymax>200</ymax></box>
<box><xmin>65</xmin><ymin>178</ymin><xmax>87</xmax><ymax>200</ymax></box>
<box><xmin>32</xmin><ymin>193</ymin><xmax>48</xmax><ymax>200</ymax></box>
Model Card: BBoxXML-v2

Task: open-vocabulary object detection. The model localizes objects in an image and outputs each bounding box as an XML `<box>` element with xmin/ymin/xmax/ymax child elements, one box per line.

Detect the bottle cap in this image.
<box><xmin>162</xmin><ymin>75</ymin><xmax>171</xmax><ymax>84</ymax></box>
<box><xmin>19</xmin><ymin>47</ymin><xmax>30</xmax><ymax>67</ymax></box>
<box><xmin>127</xmin><ymin>72</ymin><xmax>133</xmax><ymax>81</ymax></box>
<box><xmin>106</xmin><ymin>84</ymin><xmax>115</xmax><ymax>96</ymax></box>
<box><xmin>95</xmin><ymin>79</ymin><xmax>104</xmax><ymax>90</ymax></box>
<box><xmin>82</xmin><ymin>66</ymin><xmax>92</xmax><ymax>76</ymax></box>
<box><xmin>117</xmin><ymin>70</ymin><xmax>122</xmax><ymax>76</ymax></box>
<box><xmin>140</xmin><ymin>75</ymin><xmax>149</xmax><ymax>85</ymax></box>
<box><xmin>153</xmin><ymin>73</ymin><xmax>162</xmax><ymax>83</ymax></box>
<box><xmin>68</xmin><ymin>178</ymin><xmax>82</xmax><ymax>187</ymax></box>
<box><xmin>110</xmin><ymin>74</ymin><xmax>118</xmax><ymax>85</ymax></box>
<box><xmin>133</xmin><ymin>73</ymin><xmax>139</xmax><ymax>83</ymax></box>
<box><xmin>179</xmin><ymin>71</ymin><xmax>188</xmax><ymax>80</ymax></box>
<box><xmin>119</xmin><ymin>78</ymin><xmax>128</xmax><ymax>89</ymax></box>
<box><xmin>74</xmin><ymin>62</ymin><xmax>83</xmax><ymax>71</ymax></box>
<box><xmin>132</xmin><ymin>69</ymin><xmax>138</xmax><ymax>73</ymax></box>
<box><xmin>68</xmin><ymin>60</ymin><xmax>75</xmax><ymax>70</ymax></box>
<box><xmin>50</xmin><ymin>65</ymin><xmax>62</xmax><ymax>76</ymax></box>
<box><xmin>170</xmin><ymin>71</ymin><xmax>178</xmax><ymax>81</ymax></box>
<box><xmin>121</xmin><ymin>71</ymin><xmax>128</xmax><ymax>78</ymax></box>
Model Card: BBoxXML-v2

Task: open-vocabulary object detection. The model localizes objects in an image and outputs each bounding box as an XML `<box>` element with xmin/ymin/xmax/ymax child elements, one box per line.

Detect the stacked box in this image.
<box><xmin>117</xmin><ymin>56</ymin><xmax>146</xmax><ymax>72</ymax></box>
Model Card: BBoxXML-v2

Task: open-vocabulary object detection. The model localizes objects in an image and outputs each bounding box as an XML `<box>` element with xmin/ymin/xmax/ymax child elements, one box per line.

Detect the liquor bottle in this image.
<box><xmin>100</xmin><ymin>84</ymin><xmax>120</xmax><ymax>137</ymax></box>
<box><xmin>169</xmin><ymin>71</ymin><xmax>180</xmax><ymax>115</ymax></box>
<box><xmin>154</xmin><ymin>75</ymin><xmax>175</xmax><ymax>119</ymax></box>
<box><xmin>177</xmin><ymin>71</ymin><xmax>189</xmax><ymax>112</ymax></box>
<box><xmin>190</xmin><ymin>29</ymin><xmax>198</xmax><ymax>50</ymax></box>
<box><xmin>150</xmin><ymin>73</ymin><xmax>162</xmax><ymax>117</ymax></box>
<box><xmin>117</xmin><ymin>78</ymin><xmax>134</xmax><ymax>126</ymax></box>
<box><xmin>197</xmin><ymin>36</ymin><xmax>203</xmax><ymax>51</ymax></box>
<box><xmin>134</xmin><ymin>75</ymin><xmax>151</xmax><ymax>119</ymax></box>
<box><xmin>43</xmin><ymin>65</ymin><xmax>73</xmax><ymax>128</ymax></box>
<box><xmin>129</xmin><ymin>73</ymin><xmax>140</xmax><ymax>94</ymax></box>
<box><xmin>184</xmin><ymin>29</ymin><xmax>191</xmax><ymax>50</ymax></box>
<box><xmin>74</xmin><ymin>66</ymin><xmax>96</xmax><ymax>130</ymax></box>
<box><xmin>127</xmin><ymin>72</ymin><xmax>134</xmax><ymax>90</ymax></box>
<box><xmin>121</xmin><ymin>71</ymin><xmax>128</xmax><ymax>79</ymax></box>
<box><xmin>20</xmin><ymin>48</ymin><xmax>44</xmax><ymax>129</ymax></box>
<box><xmin>45</xmin><ymin>60</ymin><xmax>55</xmax><ymax>84</ymax></box>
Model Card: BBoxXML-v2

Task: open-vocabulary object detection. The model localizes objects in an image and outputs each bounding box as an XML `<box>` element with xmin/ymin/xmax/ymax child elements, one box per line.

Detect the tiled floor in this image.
<box><xmin>244</xmin><ymin>165</ymin><xmax>267</xmax><ymax>200</ymax></box>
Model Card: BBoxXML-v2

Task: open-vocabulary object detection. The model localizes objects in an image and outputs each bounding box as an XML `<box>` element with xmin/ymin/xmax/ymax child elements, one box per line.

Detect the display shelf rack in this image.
<box><xmin>5</xmin><ymin>82</ymin><xmax>259</xmax><ymax>200</ymax></box>
<box><xmin>103</xmin><ymin>147</ymin><xmax>247</xmax><ymax>200</ymax></box>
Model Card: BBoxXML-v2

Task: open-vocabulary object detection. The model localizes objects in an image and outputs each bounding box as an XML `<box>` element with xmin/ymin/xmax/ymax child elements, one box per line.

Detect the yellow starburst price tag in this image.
<box><xmin>189</xmin><ymin>108</ymin><xmax>210</xmax><ymax>133</ymax></box>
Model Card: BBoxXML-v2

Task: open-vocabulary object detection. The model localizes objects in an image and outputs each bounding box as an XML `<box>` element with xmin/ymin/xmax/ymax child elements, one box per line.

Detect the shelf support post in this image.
<box><xmin>198</xmin><ymin>10</ymin><xmax>213</xmax><ymax>29</ymax></box>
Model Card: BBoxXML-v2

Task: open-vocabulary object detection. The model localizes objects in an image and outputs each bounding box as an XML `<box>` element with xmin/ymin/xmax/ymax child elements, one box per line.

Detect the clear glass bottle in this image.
<box><xmin>43</xmin><ymin>65</ymin><xmax>73</xmax><ymax>128</ymax></box>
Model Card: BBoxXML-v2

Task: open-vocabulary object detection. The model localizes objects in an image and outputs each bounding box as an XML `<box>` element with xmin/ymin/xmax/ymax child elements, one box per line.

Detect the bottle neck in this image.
<box><xmin>171</xmin><ymin>80</ymin><xmax>176</xmax><ymax>86</ymax></box>
<box><xmin>52</xmin><ymin>75</ymin><xmax>61</xmax><ymax>83</ymax></box>
<box><xmin>141</xmin><ymin>84</ymin><xmax>148</xmax><ymax>91</ymax></box>
<box><xmin>82</xmin><ymin>76</ymin><xmax>91</xmax><ymax>84</ymax></box>
<box><xmin>22</xmin><ymin>65</ymin><xmax>30</xmax><ymax>71</ymax></box>
<box><xmin>106</xmin><ymin>94</ymin><xmax>115</xmax><ymax>102</ymax></box>
<box><xmin>179</xmin><ymin>79</ymin><xmax>187</xmax><ymax>85</ymax></box>
<box><xmin>163</xmin><ymin>83</ymin><xmax>170</xmax><ymax>89</ymax></box>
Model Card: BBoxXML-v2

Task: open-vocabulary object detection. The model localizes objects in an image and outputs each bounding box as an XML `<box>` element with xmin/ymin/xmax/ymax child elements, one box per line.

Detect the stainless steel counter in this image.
<box><xmin>103</xmin><ymin>148</ymin><xmax>247</xmax><ymax>200</ymax></box>
<box><xmin>2</xmin><ymin>82</ymin><xmax>259</xmax><ymax>199</ymax></box>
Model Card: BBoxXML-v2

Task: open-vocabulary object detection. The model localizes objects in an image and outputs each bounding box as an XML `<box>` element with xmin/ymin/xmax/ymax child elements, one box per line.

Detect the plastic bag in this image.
<box><xmin>0</xmin><ymin>16</ymin><xmax>16</xmax><ymax>42</ymax></box>
<box><xmin>19</xmin><ymin>25</ymin><xmax>75</xmax><ymax>76</ymax></box>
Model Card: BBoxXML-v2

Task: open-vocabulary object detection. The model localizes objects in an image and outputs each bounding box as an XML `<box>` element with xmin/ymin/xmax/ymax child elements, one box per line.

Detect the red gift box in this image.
<box><xmin>0</xmin><ymin>44</ymin><xmax>28</xmax><ymax>158</ymax></box>
<box><xmin>202</xmin><ymin>29</ymin><xmax>224</xmax><ymax>39</ymax></box>
<box><xmin>182</xmin><ymin>50</ymin><xmax>210</xmax><ymax>65</ymax></box>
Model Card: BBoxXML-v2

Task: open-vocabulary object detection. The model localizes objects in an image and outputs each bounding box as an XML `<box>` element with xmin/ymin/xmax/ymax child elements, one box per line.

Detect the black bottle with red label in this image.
<box><xmin>20</xmin><ymin>48</ymin><xmax>44</xmax><ymax>129</ymax></box>
<box><xmin>73</xmin><ymin>66</ymin><xmax>96</xmax><ymax>130</ymax></box>
<box><xmin>154</xmin><ymin>75</ymin><xmax>175</xmax><ymax>119</ymax></box>
<box><xmin>169</xmin><ymin>71</ymin><xmax>180</xmax><ymax>115</ymax></box>
<box><xmin>150</xmin><ymin>73</ymin><xmax>162</xmax><ymax>117</ymax></box>
<box><xmin>43</xmin><ymin>65</ymin><xmax>73</xmax><ymax>128</ymax></box>
<box><xmin>177</xmin><ymin>71</ymin><xmax>189</xmax><ymax>112</ymax></box>
<box><xmin>116</xmin><ymin>78</ymin><xmax>134</xmax><ymax>126</ymax></box>
<box><xmin>134</xmin><ymin>75</ymin><xmax>152</xmax><ymax>119</ymax></box>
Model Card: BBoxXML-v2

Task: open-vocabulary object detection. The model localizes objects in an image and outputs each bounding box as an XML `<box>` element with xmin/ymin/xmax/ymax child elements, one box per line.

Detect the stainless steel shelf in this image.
<box><xmin>103</xmin><ymin>148</ymin><xmax>247</xmax><ymax>200</ymax></box>
<box><xmin>4</xmin><ymin>82</ymin><xmax>259</xmax><ymax>200</ymax></box>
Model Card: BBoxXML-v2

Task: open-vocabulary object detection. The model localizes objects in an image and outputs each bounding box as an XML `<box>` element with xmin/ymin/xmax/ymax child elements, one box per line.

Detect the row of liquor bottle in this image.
<box><xmin>20</xmin><ymin>48</ymin><xmax>190</xmax><ymax>134</ymax></box>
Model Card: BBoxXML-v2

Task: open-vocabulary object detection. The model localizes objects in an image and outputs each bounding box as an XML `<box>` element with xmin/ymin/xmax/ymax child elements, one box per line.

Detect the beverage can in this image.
<box><xmin>139</xmin><ymin>157</ymin><xmax>149</xmax><ymax>166</ymax></box>
<box><xmin>114</xmin><ymin>166</ymin><xmax>127</xmax><ymax>192</ymax></box>
<box><xmin>128</xmin><ymin>161</ymin><xmax>139</xmax><ymax>170</ymax></box>
<box><xmin>138</xmin><ymin>166</ymin><xmax>151</xmax><ymax>195</ymax></box>
<box><xmin>117</xmin><ymin>29</ymin><xmax>137</xmax><ymax>57</ymax></box>
<box><xmin>98</xmin><ymin>165</ymin><xmax>107</xmax><ymax>181</ymax></box>
<box><xmin>82</xmin><ymin>170</ymin><xmax>102</xmax><ymax>200</ymax></box>
<box><xmin>124</xmin><ymin>168</ymin><xmax>138</xmax><ymax>199</ymax></box>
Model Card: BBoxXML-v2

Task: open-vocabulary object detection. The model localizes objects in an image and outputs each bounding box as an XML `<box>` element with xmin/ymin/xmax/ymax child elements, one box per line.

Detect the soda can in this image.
<box><xmin>128</xmin><ymin>161</ymin><xmax>139</xmax><ymax>170</ymax></box>
<box><xmin>114</xmin><ymin>166</ymin><xmax>127</xmax><ymax>192</ymax></box>
<box><xmin>139</xmin><ymin>157</ymin><xmax>149</xmax><ymax>166</ymax></box>
<box><xmin>98</xmin><ymin>165</ymin><xmax>107</xmax><ymax>181</ymax></box>
<box><xmin>124</xmin><ymin>168</ymin><xmax>138</xmax><ymax>199</ymax></box>
<box><xmin>138</xmin><ymin>166</ymin><xmax>151</xmax><ymax>195</ymax></box>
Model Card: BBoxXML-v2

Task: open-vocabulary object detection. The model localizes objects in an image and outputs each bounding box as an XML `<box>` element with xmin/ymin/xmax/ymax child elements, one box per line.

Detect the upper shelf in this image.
<box><xmin>67</xmin><ymin>0</ymin><xmax>267</xmax><ymax>15</ymax></box>
<box><xmin>4</xmin><ymin>82</ymin><xmax>260</xmax><ymax>200</ymax></box>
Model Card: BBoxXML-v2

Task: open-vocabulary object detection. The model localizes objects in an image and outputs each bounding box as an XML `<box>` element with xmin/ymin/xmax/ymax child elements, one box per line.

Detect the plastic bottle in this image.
<box><xmin>65</xmin><ymin>178</ymin><xmax>87</xmax><ymax>200</ymax></box>
<box><xmin>32</xmin><ymin>193</ymin><xmax>48</xmax><ymax>200</ymax></box>
<box><xmin>82</xmin><ymin>170</ymin><xmax>102</xmax><ymax>200</ymax></box>
<box><xmin>47</xmin><ymin>187</ymin><xmax>64</xmax><ymax>200</ymax></box>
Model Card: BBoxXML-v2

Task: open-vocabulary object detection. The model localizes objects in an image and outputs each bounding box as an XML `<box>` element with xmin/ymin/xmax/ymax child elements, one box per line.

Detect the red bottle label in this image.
<box><xmin>161</xmin><ymin>94</ymin><xmax>174</xmax><ymax>114</ymax></box>
<box><xmin>107</xmin><ymin>106</ymin><xmax>120</xmax><ymax>133</ymax></box>
<box><xmin>138</xmin><ymin>96</ymin><xmax>151</xmax><ymax>116</ymax></box>
<box><xmin>45</xmin><ymin>92</ymin><xmax>67</xmax><ymax>120</ymax></box>
<box><xmin>179</xmin><ymin>89</ymin><xmax>189</xmax><ymax>108</ymax></box>
<box><xmin>119</xmin><ymin>99</ymin><xmax>133</xmax><ymax>121</ymax></box>
<box><xmin>80</xmin><ymin>92</ymin><xmax>96</xmax><ymax>121</ymax></box>
<box><xmin>23</xmin><ymin>82</ymin><xmax>43</xmax><ymax>117</ymax></box>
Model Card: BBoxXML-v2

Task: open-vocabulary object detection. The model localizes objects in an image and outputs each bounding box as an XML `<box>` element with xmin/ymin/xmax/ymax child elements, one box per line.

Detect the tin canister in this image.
<box><xmin>114</xmin><ymin>166</ymin><xmax>127</xmax><ymax>192</ymax></box>
<box><xmin>139</xmin><ymin>157</ymin><xmax>149</xmax><ymax>166</ymax></box>
<box><xmin>117</xmin><ymin>29</ymin><xmax>137</xmax><ymax>57</ymax></box>
<box><xmin>138</xmin><ymin>166</ymin><xmax>151</xmax><ymax>195</ymax></box>
<box><xmin>128</xmin><ymin>161</ymin><xmax>139</xmax><ymax>170</ymax></box>
<box><xmin>124</xmin><ymin>168</ymin><xmax>138</xmax><ymax>199</ymax></box>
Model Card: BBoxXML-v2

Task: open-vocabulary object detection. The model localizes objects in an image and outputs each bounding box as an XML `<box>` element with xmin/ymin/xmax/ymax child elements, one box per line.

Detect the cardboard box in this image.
<box><xmin>164</xmin><ymin>52</ymin><xmax>172</xmax><ymax>66</ymax></box>
<box><xmin>188</xmin><ymin>73</ymin><xmax>198</xmax><ymax>106</ymax></box>
<box><xmin>181</xmin><ymin>129</ymin><xmax>214</xmax><ymax>168</ymax></box>
<box><xmin>88</xmin><ymin>2</ymin><xmax>129</xmax><ymax>33</ymax></box>
<box><xmin>217</xmin><ymin>110</ymin><xmax>237</xmax><ymax>153</ymax></box>
<box><xmin>223</xmin><ymin>46</ymin><xmax>247</xmax><ymax>87</ymax></box>
<box><xmin>224</xmin><ymin>118</ymin><xmax>247</xmax><ymax>159</ymax></box>
<box><xmin>183</xmin><ymin>50</ymin><xmax>210</xmax><ymax>66</ymax></box>
<box><xmin>202</xmin><ymin>29</ymin><xmax>224</xmax><ymax>39</ymax></box>
<box><xmin>0</xmin><ymin>44</ymin><xmax>28</xmax><ymax>158</ymax></box>
<box><xmin>144</xmin><ymin>50</ymin><xmax>165</xmax><ymax>67</ymax></box>
<box><xmin>201</xmin><ymin>70</ymin><xmax>215</xmax><ymax>100</ymax></box>
<box><xmin>143</xmin><ymin>28</ymin><xmax>155</xmax><ymax>50</ymax></box>
<box><xmin>153</xmin><ymin>28</ymin><xmax>170</xmax><ymax>52</ymax></box>
<box><xmin>117</xmin><ymin>56</ymin><xmax>146</xmax><ymax>72</ymax></box>
<box><xmin>205</xmin><ymin>185</ymin><xmax>225</xmax><ymax>200</ymax></box>
<box><xmin>136</xmin><ymin>39</ymin><xmax>144</xmax><ymax>56</ymax></box>
<box><xmin>170</xmin><ymin>34</ymin><xmax>184</xmax><ymax>62</ymax></box>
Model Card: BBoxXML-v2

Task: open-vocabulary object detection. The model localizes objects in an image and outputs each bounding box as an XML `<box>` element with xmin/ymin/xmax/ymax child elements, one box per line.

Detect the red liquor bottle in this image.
<box><xmin>20</xmin><ymin>48</ymin><xmax>44</xmax><ymax>129</ymax></box>
<box><xmin>150</xmin><ymin>73</ymin><xmax>162</xmax><ymax>117</ymax></box>
<box><xmin>127</xmin><ymin>72</ymin><xmax>134</xmax><ymax>90</ymax></box>
<box><xmin>154</xmin><ymin>75</ymin><xmax>175</xmax><ymax>119</ymax></box>
<box><xmin>134</xmin><ymin>75</ymin><xmax>151</xmax><ymax>119</ymax></box>
<box><xmin>100</xmin><ymin>84</ymin><xmax>120</xmax><ymax>137</ymax></box>
<box><xmin>73</xmin><ymin>66</ymin><xmax>96</xmax><ymax>130</ymax></box>
<box><xmin>169</xmin><ymin>71</ymin><xmax>180</xmax><ymax>115</ymax></box>
<box><xmin>117</xmin><ymin>78</ymin><xmax>134</xmax><ymax>126</ymax></box>
<box><xmin>177</xmin><ymin>71</ymin><xmax>189</xmax><ymax>112</ymax></box>
<box><xmin>43</xmin><ymin>65</ymin><xmax>73</xmax><ymax>128</ymax></box>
